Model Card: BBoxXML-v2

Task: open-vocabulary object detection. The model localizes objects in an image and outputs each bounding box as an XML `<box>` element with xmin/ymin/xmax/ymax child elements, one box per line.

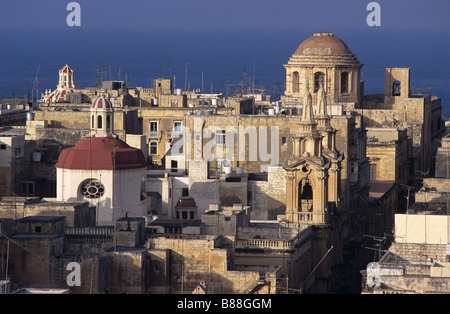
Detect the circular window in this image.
<box><xmin>81</xmin><ymin>179</ymin><xmax>105</xmax><ymax>199</ymax></box>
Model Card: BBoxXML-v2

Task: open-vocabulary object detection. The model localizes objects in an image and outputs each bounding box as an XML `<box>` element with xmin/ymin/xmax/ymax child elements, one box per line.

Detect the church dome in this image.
<box><xmin>92</xmin><ymin>96</ymin><xmax>112</xmax><ymax>109</ymax></box>
<box><xmin>294</xmin><ymin>32</ymin><xmax>353</xmax><ymax>56</ymax></box>
<box><xmin>56</xmin><ymin>137</ymin><xmax>147</xmax><ymax>170</ymax></box>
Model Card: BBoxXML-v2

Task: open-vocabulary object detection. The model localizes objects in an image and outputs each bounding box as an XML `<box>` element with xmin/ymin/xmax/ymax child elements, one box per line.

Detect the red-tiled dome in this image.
<box><xmin>92</xmin><ymin>97</ymin><xmax>112</xmax><ymax>109</ymax></box>
<box><xmin>294</xmin><ymin>32</ymin><xmax>353</xmax><ymax>56</ymax></box>
<box><xmin>56</xmin><ymin>137</ymin><xmax>147</xmax><ymax>170</ymax></box>
<box><xmin>60</xmin><ymin>65</ymin><xmax>73</xmax><ymax>73</ymax></box>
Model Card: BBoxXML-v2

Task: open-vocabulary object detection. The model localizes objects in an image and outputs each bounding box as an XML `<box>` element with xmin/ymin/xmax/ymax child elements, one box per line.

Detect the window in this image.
<box><xmin>35</xmin><ymin>226</ymin><xmax>41</xmax><ymax>233</ymax></box>
<box><xmin>106</xmin><ymin>115</ymin><xmax>111</xmax><ymax>129</ymax></box>
<box><xmin>182</xmin><ymin>188</ymin><xmax>189</xmax><ymax>197</ymax></box>
<box><xmin>150</xmin><ymin>141</ymin><xmax>158</xmax><ymax>155</ymax></box>
<box><xmin>370</xmin><ymin>164</ymin><xmax>377</xmax><ymax>181</ymax></box>
<box><xmin>91</xmin><ymin>115</ymin><xmax>95</xmax><ymax>128</ymax></box>
<box><xmin>215</xmin><ymin>130</ymin><xmax>226</xmax><ymax>145</ymax></box>
<box><xmin>314</xmin><ymin>72</ymin><xmax>325</xmax><ymax>92</ymax></box>
<box><xmin>150</xmin><ymin>121</ymin><xmax>158</xmax><ymax>132</ymax></box>
<box><xmin>292</xmin><ymin>71</ymin><xmax>299</xmax><ymax>93</ymax></box>
<box><xmin>174</xmin><ymin>122</ymin><xmax>182</xmax><ymax>133</ymax></box>
<box><xmin>341</xmin><ymin>72</ymin><xmax>349</xmax><ymax>94</ymax></box>
<box><xmin>171</xmin><ymin>160</ymin><xmax>178</xmax><ymax>172</ymax></box>
<box><xmin>22</xmin><ymin>181</ymin><xmax>35</xmax><ymax>196</ymax></box>
<box><xmin>0</xmin><ymin>144</ymin><xmax>6</xmax><ymax>150</ymax></box>
<box><xmin>392</xmin><ymin>81</ymin><xmax>401</xmax><ymax>96</ymax></box>
<box><xmin>281</xmin><ymin>136</ymin><xmax>287</xmax><ymax>145</ymax></box>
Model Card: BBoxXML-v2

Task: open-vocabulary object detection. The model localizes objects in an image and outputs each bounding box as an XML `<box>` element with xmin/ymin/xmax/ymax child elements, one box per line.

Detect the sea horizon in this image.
<box><xmin>1</xmin><ymin>27</ymin><xmax>449</xmax><ymax>117</ymax></box>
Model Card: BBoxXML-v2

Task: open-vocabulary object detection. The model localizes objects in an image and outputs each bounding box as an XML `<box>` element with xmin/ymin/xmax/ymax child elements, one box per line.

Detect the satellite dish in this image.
<box><xmin>222</xmin><ymin>159</ymin><xmax>231</xmax><ymax>168</ymax></box>
<box><xmin>366</xmin><ymin>262</ymin><xmax>381</xmax><ymax>289</ymax></box>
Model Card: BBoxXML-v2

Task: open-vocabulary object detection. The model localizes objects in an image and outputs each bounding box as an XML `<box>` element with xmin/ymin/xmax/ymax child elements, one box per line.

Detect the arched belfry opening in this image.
<box><xmin>392</xmin><ymin>80</ymin><xmax>401</xmax><ymax>96</ymax></box>
<box><xmin>97</xmin><ymin>115</ymin><xmax>103</xmax><ymax>129</ymax></box>
<box><xmin>298</xmin><ymin>179</ymin><xmax>313</xmax><ymax>212</ymax></box>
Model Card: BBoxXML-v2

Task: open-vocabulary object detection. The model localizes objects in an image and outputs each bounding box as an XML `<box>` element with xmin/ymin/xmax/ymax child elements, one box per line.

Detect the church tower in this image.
<box><xmin>283</xmin><ymin>82</ymin><xmax>341</xmax><ymax>224</ymax></box>
<box><xmin>90</xmin><ymin>96</ymin><xmax>114</xmax><ymax>138</ymax></box>
<box><xmin>282</xmin><ymin>32</ymin><xmax>363</xmax><ymax>106</ymax></box>
<box><xmin>57</xmin><ymin>64</ymin><xmax>75</xmax><ymax>90</ymax></box>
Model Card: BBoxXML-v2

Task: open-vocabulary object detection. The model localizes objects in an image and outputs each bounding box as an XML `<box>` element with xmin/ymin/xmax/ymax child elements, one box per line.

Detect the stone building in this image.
<box><xmin>366</xmin><ymin>128</ymin><xmax>409</xmax><ymax>185</ymax></box>
<box><xmin>0</xmin><ymin>127</ymin><xmax>25</xmax><ymax>197</ymax></box>
<box><xmin>361</xmin><ymin>135</ymin><xmax>450</xmax><ymax>294</ymax></box>
<box><xmin>354</xmin><ymin>67</ymin><xmax>443</xmax><ymax>184</ymax></box>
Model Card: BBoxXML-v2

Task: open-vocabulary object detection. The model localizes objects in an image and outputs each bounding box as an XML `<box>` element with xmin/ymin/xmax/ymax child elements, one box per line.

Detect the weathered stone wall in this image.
<box><xmin>107</xmin><ymin>249</ymin><xmax>148</xmax><ymax>294</ymax></box>
<box><xmin>7</xmin><ymin>235</ymin><xmax>64</xmax><ymax>287</ymax></box>
<box><xmin>148</xmin><ymin>235</ymin><xmax>268</xmax><ymax>293</ymax></box>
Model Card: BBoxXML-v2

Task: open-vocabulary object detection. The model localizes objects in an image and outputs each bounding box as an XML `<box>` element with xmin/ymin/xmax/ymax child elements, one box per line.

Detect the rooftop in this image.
<box><xmin>294</xmin><ymin>32</ymin><xmax>353</xmax><ymax>56</ymax></box>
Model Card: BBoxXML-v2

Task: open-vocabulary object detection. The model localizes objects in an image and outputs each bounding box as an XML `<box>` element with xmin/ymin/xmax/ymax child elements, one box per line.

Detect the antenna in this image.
<box><xmin>184</xmin><ymin>62</ymin><xmax>190</xmax><ymax>91</ymax></box>
<box><xmin>31</xmin><ymin>65</ymin><xmax>40</xmax><ymax>108</ymax></box>
<box><xmin>167</xmin><ymin>59</ymin><xmax>172</xmax><ymax>78</ymax></box>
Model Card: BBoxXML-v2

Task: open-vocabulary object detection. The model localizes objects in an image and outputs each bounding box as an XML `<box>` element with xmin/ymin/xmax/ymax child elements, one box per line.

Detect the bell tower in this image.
<box><xmin>90</xmin><ymin>96</ymin><xmax>114</xmax><ymax>138</ymax></box>
<box><xmin>283</xmin><ymin>83</ymin><xmax>341</xmax><ymax>224</ymax></box>
<box><xmin>57</xmin><ymin>64</ymin><xmax>75</xmax><ymax>90</ymax></box>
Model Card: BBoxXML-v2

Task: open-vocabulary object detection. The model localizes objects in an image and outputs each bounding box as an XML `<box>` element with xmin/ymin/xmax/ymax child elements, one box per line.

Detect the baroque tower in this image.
<box><xmin>283</xmin><ymin>83</ymin><xmax>342</xmax><ymax>224</ymax></box>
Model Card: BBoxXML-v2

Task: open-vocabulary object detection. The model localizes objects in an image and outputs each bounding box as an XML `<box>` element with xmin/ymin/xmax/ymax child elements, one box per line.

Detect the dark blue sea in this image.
<box><xmin>1</xmin><ymin>28</ymin><xmax>449</xmax><ymax>117</ymax></box>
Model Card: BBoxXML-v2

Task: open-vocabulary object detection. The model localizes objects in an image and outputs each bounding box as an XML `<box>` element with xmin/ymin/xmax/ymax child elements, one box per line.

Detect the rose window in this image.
<box><xmin>81</xmin><ymin>179</ymin><xmax>105</xmax><ymax>199</ymax></box>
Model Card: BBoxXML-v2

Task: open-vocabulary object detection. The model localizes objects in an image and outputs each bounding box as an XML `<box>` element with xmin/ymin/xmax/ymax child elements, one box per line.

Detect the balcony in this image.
<box><xmin>235</xmin><ymin>229</ymin><xmax>312</xmax><ymax>252</ymax></box>
<box><xmin>148</xmin><ymin>130</ymin><xmax>161</xmax><ymax>138</ymax></box>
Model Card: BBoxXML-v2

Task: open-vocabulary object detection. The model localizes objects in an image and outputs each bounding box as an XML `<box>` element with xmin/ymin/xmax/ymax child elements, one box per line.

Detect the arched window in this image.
<box><xmin>341</xmin><ymin>72</ymin><xmax>349</xmax><ymax>94</ymax></box>
<box><xmin>91</xmin><ymin>115</ymin><xmax>95</xmax><ymax>129</ymax></box>
<box><xmin>292</xmin><ymin>71</ymin><xmax>299</xmax><ymax>93</ymax></box>
<box><xmin>106</xmin><ymin>115</ymin><xmax>111</xmax><ymax>129</ymax></box>
<box><xmin>300</xmin><ymin>181</ymin><xmax>313</xmax><ymax>200</ymax></box>
<box><xmin>392</xmin><ymin>80</ymin><xmax>401</xmax><ymax>96</ymax></box>
<box><xmin>314</xmin><ymin>72</ymin><xmax>325</xmax><ymax>92</ymax></box>
<box><xmin>79</xmin><ymin>178</ymin><xmax>105</xmax><ymax>199</ymax></box>
<box><xmin>98</xmin><ymin>115</ymin><xmax>103</xmax><ymax>129</ymax></box>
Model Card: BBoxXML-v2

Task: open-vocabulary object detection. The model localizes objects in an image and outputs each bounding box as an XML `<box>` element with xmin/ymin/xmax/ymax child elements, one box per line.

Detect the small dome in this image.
<box><xmin>92</xmin><ymin>97</ymin><xmax>112</xmax><ymax>109</ymax></box>
<box><xmin>294</xmin><ymin>32</ymin><xmax>353</xmax><ymax>56</ymax></box>
<box><xmin>60</xmin><ymin>64</ymin><xmax>73</xmax><ymax>73</ymax></box>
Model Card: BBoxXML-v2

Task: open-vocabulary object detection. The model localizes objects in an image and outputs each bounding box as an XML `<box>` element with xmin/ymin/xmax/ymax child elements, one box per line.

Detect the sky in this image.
<box><xmin>0</xmin><ymin>0</ymin><xmax>449</xmax><ymax>32</ymax></box>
